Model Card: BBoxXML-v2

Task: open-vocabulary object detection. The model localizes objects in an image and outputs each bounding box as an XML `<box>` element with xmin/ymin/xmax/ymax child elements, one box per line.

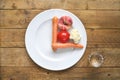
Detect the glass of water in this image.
<box><xmin>88</xmin><ymin>52</ymin><xmax>104</xmax><ymax>67</ymax></box>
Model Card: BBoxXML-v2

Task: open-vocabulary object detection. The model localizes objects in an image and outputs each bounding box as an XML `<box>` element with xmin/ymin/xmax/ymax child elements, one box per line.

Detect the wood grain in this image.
<box><xmin>1</xmin><ymin>66</ymin><xmax>120</xmax><ymax>80</ymax></box>
<box><xmin>88</xmin><ymin>0</ymin><xmax>120</xmax><ymax>10</ymax></box>
<box><xmin>0</xmin><ymin>48</ymin><xmax>35</xmax><ymax>67</ymax></box>
<box><xmin>0</xmin><ymin>0</ymin><xmax>66</xmax><ymax>9</ymax></box>
<box><xmin>0</xmin><ymin>0</ymin><xmax>120</xmax><ymax>10</ymax></box>
<box><xmin>0</xmin><ymin>0</ymin><xmax>87</xmax><ymax>10</ymax></box>
<box><xmin>1</xmin><ymin>48</ymin><xmax>120</xmax><ymax>67</ymax></box>
<box><xmin>0</xmin><ymin>0</ymin><xmax>120</xmax><ymax>79</ymax></box>
<box><xmin>1</xmin><ymin>29</ymin><xmax>120</xmax><ymax>48</ymax></box>
<box><xmin>0</xmin><ymin>10</ymin><xmax>43</xmax><ymax>29</ymax></box>
<box><xmin>0</xmin><ymin>29</ymin><xmax>25</xmax><ymax>47</ymax></box>
<box><xmin>0</xmin><ymin>10</ymin><xmax>120</xmax><ymax>29</ymax></box>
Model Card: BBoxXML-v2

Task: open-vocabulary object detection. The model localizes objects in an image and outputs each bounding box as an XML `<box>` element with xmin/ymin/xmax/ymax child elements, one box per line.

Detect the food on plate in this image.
<box><xmin>57</xmin><ymin>28</ymin><xmax>70</xmax><ymax>43</ymax></box>
<box><xmin>51</xmin><ymin>16</ymin><xmax>83</xmax><ymax>51</ymax></box>
<box><xmin>70</xmin><ymin>29</ymin><xmax>81</xmax><ymax>44</ymax></box>
<box><xmin>52</xmin><ymin>16</ymin><xmax>58</xmax><ymax>51</ymax></box>
<box><xmin>53</xmin><ymin>43</ymin><xmax>83</xmax><ymax>49</ymax></box>
<box><xmin>58</xmin><ymin>16</ymin><xmax>73</xmax><ymax>30</ymax></box>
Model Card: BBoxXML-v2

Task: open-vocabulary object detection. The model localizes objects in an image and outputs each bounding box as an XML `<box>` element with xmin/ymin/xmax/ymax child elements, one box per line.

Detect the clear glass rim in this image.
<box><xmin>88</xmin><ymin>52</ymin><xmax>104</xmax><ymax>67</ymax></box>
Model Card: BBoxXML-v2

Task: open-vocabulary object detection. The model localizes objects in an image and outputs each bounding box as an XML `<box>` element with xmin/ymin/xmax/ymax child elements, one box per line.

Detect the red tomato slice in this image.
<box><xmin>57</xmin><ymin>29</ymin><xmax>70</xmax><ymax>43</ymax></box>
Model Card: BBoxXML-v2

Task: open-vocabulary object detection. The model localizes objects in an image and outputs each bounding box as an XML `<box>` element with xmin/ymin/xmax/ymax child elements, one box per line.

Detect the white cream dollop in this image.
<box><xmin>70</xmin><ymin>29</ymin><xmax>81</xmax><ymax>43</ymax></box>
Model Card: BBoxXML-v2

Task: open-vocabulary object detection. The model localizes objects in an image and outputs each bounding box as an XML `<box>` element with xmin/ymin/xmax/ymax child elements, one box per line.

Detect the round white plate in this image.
<box><xmin>25</xmin><ymin>9</ymin><xmax>87</xmax><ymax>71</ymax></box>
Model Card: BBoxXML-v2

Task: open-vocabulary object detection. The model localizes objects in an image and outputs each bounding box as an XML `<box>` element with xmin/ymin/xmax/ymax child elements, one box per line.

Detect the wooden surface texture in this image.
<box><xmin>0</xmin><ymin>0</ymin><xmax>120</xmax><ymax>80</ymax></box>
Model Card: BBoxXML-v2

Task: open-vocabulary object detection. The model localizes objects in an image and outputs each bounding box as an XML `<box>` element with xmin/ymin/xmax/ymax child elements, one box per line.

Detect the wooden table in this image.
<box><xmin>0</xmin><ymin>0</ymin><xmax>120</xmax><ymax>80</ymax></box>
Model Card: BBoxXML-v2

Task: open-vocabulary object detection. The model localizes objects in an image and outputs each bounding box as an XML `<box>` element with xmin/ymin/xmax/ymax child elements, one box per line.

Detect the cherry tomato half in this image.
<box><xmin>57</xmin><ymin>29</ymin><xmax>70</xmax><ymax>43</ymax></box>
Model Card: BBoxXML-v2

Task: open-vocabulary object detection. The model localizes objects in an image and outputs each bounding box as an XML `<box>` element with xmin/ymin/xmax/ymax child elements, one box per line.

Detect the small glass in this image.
<box><xmin>88</xmin><ymin>52</ymin><xmax>104</xmax><ymax>67</ymax></box>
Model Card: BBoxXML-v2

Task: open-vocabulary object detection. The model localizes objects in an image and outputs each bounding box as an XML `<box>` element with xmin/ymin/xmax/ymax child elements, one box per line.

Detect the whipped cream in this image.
<box><xmin>70</xmin><ymin>29</ymin><xmax>81</xmax><ymax>43</ymax></box>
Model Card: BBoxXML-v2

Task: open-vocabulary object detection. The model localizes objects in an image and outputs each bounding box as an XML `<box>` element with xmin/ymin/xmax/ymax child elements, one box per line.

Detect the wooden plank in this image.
<box><xmin>0</xmin><ymin>0</ymin><xmax>87</xmax><ymax>10</ymax></box>
<box><xmin>64</xmin><ymin>0</ymin><xmax>87</xmax><ymax>9</ymax></box>
<box><xmin>0</xmin><ymin>0</ymin><xmax>120</xmax><ymax>10</ymax></box>
<box><xmin>0</xmin><ymin>10</ymin><xmax>120</xmax><ymax>29</ymax></box>
<box><xmin>1</xmin><ymin>29</ymin><xmax>120</xmax><ymax>48</ymax></box>
<box><xmin>0</xmin><ymin>10</ymin><xmax>43</xmax><ymax>29</ymax></box>
<box><xmin>88</xmin><ymin>0</ymin><xmax>120</xmax><ymax>10</ymax></box>
<box><xmin>0</xmin><ymin>29</ymin><xmax>25</xmax><ymax>47</ymax></box>
<box><xmin>0</xmin><ymin>48</ymin><xmax>35</xmax><ymax>67</ymax></box>
<box><xmin>1</xmin><ymin>48</ymin><xmax>120</xmax><ymax>67</ymax></box>
<box><xmin>1</xmin><ymin>66</ymin><xmax>120</xmax><ymax>80</ymax></box>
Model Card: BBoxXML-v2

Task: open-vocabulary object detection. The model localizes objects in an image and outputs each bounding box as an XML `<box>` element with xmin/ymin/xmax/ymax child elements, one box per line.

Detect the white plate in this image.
<box><xmin>25</xmin><ymin>9</ymin><xmax>87</xmax><ymax>71</ymax></box>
